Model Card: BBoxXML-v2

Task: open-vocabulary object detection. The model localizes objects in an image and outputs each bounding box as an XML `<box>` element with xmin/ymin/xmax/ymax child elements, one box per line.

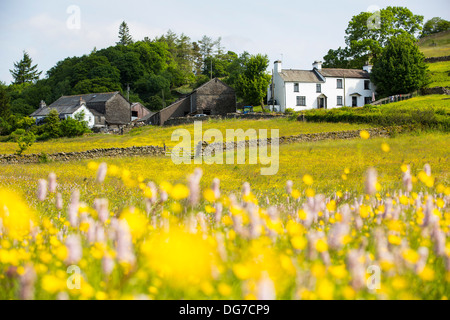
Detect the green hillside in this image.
<box><xmin>418</xmin><ymin>30</ymin><xmax>450</xmax><ymax>58</ymax></box>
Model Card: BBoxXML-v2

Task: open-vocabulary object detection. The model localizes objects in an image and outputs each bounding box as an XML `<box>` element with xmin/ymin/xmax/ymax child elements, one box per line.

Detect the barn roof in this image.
<box><xmin>30</xmin><ymin>92</ymin><xmax>121</xmax><ymax>117</ymax></box>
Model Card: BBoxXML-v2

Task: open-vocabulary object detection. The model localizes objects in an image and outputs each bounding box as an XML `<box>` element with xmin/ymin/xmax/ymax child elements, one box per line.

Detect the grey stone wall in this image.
<box><xmin>105</xmin><ymin>94</ymin><xmax>131</xmax><ymax>125</ymax></box>
<box><xmin>197</xmin><ymin>127</ymin><xmax>406</xmax><ymax>155</ymax></box>
<box><xmin>0</xmin><ymin>145</ymin><xmax>165</xmax><ymax>164</ymax></box>
<box><xmin>420</xmin><ymin>87</ymin><xmax>450</xmax><ymax>95</ymax></box>
<box><xmin>424</xmin><ymin>56</ymin><xmax>450</xmax><ymax>63</ymax></box>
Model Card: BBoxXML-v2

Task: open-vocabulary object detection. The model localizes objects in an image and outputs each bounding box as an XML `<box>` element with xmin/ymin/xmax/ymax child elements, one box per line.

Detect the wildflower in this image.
<box><xmin>256</xmin><ymin>272</ymin><xmax>276</xmax><ymax>300</ymax></box>
<box><xmin>365</xmin><ymin>168</ymin><xmax>377</xmax><ymax>195</ymax></box>
<box><xmin>94</xmin><ymin>198</ymin><xmax>109</xmax><ymax>223</ymax></box>
<box><xmin>102</xmin><ymin>253</ymin><xmax>115</xmax><ymax>275</ymax></box>
<box><xmin>48</xmin><ymin>172</ymin><xmax>57</xmax><ymax>193</ymax></box>
<box><xmin>96</xmin><ymin>162</ymin><xmax>107</xmax><ymax>183</ymax></box>
<box><xmin>68</xmin><ymin>189</ymin><xmax>80</xmax><ymax>227</ymax></box>
<box><xmin>359</xmin><ymin>130</ymin><xmax>370</xmax><ymax>140</ymax></box>
<box><xmin>381</xmin><ymin>143</ymin><xmax>390</xmax><ymax>153</ymax></box>
<box><xmin>286</xmin><ymin>180</ymin><xmax>293</xmax><ymax>194</ymax></box>
<box><xmin>37</xmin><ymin>179</ymin><xmax>47</xmax><ymax>202</ymax></box>
<box><xmin>19</xmin><ymin>265</ymin><xmax>36</xmax><ymax>300</ymax></box>
<box><xmin>302</xmin><ymin>174</ymin><xmax>314</xmax><ymax>186</ymax></box>
<box><xmin>55</xmin><ymin>193</ymin><xmax>63</xmax><ymax>211</ymax></box>
<box><xmin>116</xmin><ymin>220</ymin><xmax>135</xmax><ymax>266</ymax></box>
<box><xmin>171</xmin><ymin>184</ymin><xmax>190</xmax><ymax>200</ymax></box>
<box><xmin>188</xmin><ymin>168</ymin><xmax>203</xmax><ymax>206</ymax></box>
<box><xmin>65</xmin><ymin>234</ymin><xmax>82</xmax><ymax>264</ymax></box>
<box><xmin>211</xmin><ymin>178</ymin><xmax>221</xmax><ymax>199</ymax></box>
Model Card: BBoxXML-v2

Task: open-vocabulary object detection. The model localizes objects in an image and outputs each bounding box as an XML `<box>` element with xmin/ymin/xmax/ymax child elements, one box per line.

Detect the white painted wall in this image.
<box><xmin>65</xmin><ymin>105</ymin><xmax>95</xmax><ymax>128</ymax></box>
<box><xmin>269</xmin><ymin>61</ymin><xmax>376</xmax><ymax>111</ymax></box>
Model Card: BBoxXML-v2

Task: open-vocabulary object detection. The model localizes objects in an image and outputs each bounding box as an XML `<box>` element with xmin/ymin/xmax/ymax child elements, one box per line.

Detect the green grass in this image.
<box><xmin>302</xmin><ymin>95</ymin><xmax>450</xmax><ymax>131</ymax></box>
<box><xmin>418</xmin><ymin>30</ymin><xmax>450</xmax><ymax>58</ymax></box>
<box><xmin>0</xmin><ymin>118</ymin><xmax>375</xmax><ymax>155</ymax></box>
<box><xmin>426</xmin><ymin>61</ymin><xmax>450</xmax><ymax>88</ymax></box>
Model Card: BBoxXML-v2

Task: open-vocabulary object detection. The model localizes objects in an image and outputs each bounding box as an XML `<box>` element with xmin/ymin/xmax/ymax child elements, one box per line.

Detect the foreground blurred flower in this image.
<box><xmin>65</xmin><ymin>234</ymin><xmax>82</xmax><ymax>265</ymax></box>
<box><xmin>37</xmin><ymin>179</ymin><xmax>47</xmax><ymax>202</ymax></box>
<box><xmin>141</xmin><ymin>227</ymin><xmax>216</xmax><ymax>288</ymax></box>
<box><xmin>48</xmin><ymin>172</ymin><xmax>57</xmax><ymax>193</ymax></box>
<box><xmin>96</xmin><ymin>162</ymin><xmax>107</xmax><ymax>183</ymax></box>
<box><xmin>0</xmin><ymin>188</ymin><xmax>36</xmax><ymax>240</ymax></box>
<box><xmin>365</xmin><ymin>168</ymin><xmax>377</xmax><ymax>195</ymax></box>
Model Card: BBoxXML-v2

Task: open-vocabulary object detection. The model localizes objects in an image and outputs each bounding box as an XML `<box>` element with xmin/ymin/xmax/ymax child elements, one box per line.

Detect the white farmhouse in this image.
<box><xmin>267</xmin><ymin>60</ymin><xmax>376</xmax><ymax>111</ymax></box>
<box><xmin>31</xmin><ymin>97</ymin><xmax>96</xmax><ymax>128</ymax></box>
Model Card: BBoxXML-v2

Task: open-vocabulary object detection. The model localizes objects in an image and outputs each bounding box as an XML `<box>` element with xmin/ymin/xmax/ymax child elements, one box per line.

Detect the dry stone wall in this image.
<box><xmin>0</xmin><ymin>145</ymin><xmax>165</xmax><ymax>164</ymax></box>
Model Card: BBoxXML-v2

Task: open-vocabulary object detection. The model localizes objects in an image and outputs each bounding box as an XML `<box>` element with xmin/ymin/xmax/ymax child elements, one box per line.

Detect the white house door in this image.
<box><xmin>352</xmin><ymin>96</ymin><xmax>357</xmax><ymax>107</ymax></box>
<box><xmin>318</xmin><ymin>98</ymin><xmax>327</xmax><ymax>109</ymax></box>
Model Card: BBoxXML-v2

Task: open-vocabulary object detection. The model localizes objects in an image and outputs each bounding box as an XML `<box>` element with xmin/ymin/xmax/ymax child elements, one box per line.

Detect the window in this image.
<box><xmin>364</xmin><ymin>80</ymin><xmax>370</xmax><ymax>90</ymax></box>
<box><xmin>316</xmin><ymin>84</ymin><xmax>321</xmax><ymax>93</ymax></box>
<box><xmin>337</xmin><ymin>79</ymin><xmax>343</xmax><ymax>89</ymax></box>
<box><xmin>365</xmin><ymin>97</ymin><xmax>372</xmax><ymax>105</ymax></box>
<box><xmin>337</xmin><ymin>96</ymin><xmax>343</xmax><ymax>106</ymax></box>
<box><xmin>296</xmin><ymin>96</ymin><xmax>306</xmax><ymax>106</ymax></box>
<box><xmin>294</xmin><ymin>83</ymin><xmax>299</xmax><ymax>92</ymax></box>
<box><xmin>131</xmin><ymin>111</ymin><xmax>138</xmax><ymax>117</ymax></box>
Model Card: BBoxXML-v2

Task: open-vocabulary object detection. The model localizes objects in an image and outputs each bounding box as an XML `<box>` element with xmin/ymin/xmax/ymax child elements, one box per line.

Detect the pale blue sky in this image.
<box><xmin>0</xmin><ymin>0</ymin><xmax>448</xmax><ymax>84</ymax></box>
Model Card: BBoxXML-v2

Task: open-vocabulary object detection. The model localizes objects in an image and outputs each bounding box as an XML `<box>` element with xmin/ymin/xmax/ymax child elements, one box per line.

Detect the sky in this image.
<box><xmin>0</xmin><ymin>0</ymin><xmax>449</xmax><ymax>84</ymax></box>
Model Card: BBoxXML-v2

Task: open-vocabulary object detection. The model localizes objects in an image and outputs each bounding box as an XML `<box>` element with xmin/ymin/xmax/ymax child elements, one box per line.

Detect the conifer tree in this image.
<box><xmin>117</xmin><ymin>21</ymin><xmax>133</xmax><ymax>46</ymax></box>
<box><xmin>9</xmin><ymin>51</ymin><xmax>42</xmax><ymax>84</ymax></box>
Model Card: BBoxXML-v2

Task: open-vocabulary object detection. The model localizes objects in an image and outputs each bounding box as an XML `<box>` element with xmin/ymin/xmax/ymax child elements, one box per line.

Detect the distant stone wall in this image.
<box><xmin>0</xmin><ymin>145</ymin><xmax>165</xmax><ymax>164</ymax></box>
<box><xmin>424</xmin><ymin>56</ymin><xmax>450</xmax><ymax>63</ymax></box>
<box><xmin>163</xmin><ymin>113</ymin><xmax>287</xmax><ymax>126</ymax></box>
<box><xmin>420</xmin><ymin>87</ymin><xmax>450</xmax><ymax>95</ymax></box>
<box><xmin>200</xmin><ymin>127</ymin><xmax>403</xmax><ymax>153</ymax></box>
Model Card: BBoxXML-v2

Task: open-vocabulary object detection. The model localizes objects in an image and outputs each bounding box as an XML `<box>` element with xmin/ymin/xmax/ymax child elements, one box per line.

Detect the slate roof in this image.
<box><xmin>30</xmin><ymin>92</ymin><xmax>120</xmax><ymax>117</ymax></box>
<box><xmin>136</xmin><ymin>112</ymin><xmax>156</xmax><ymax>122</ymax></box>
<box><xmin>278</xmin><ymin>68</ymin><xmax>370</xmax><ymax>83</ymax></box>
<box><xmin>278</xmin><ymin>70</ymin><xmax>323</xmax><ymax>83</ymax></box>
<box><xmin>318</xmin><ymin>68</ymin><xmax>370</xmax><ymax>79</ymax></box>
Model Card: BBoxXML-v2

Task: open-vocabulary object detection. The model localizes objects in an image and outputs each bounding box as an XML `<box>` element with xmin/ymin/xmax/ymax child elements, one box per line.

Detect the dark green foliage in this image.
<box><xmin>421</xmin><ymin>18</ymin><xmax>450</xmax><ymax>37</ymax></box>
<box><xmin>324</xmin><ymin>6</ymin><xmax>424</xmax><ymax>68</ymax></box>
<box><xmin>9</xmin><ymin>51</ymin><xmax>42</xmax><ymax>84</ymax></box>
<box><xmin>5</xmin><ymin>30</ymin><xmax>269</xmax><ymax>117</ymax></box>
<box><xmin>60</xmin><ymin>117</ymin><xmax>90</xmax><ymax>137</ymax></box>
<box><xmin>42</xmin><ymin>109</ymin><xmax>61</xmax><ymax>139</ymax></box>
<box><xmin>0</xmin><ymin>85</ymin><xmax>11</xmax><ymax>120</ymax></box>
<box><xmin>371</xmin><ymin>33</ymin><xmax>428</xmax><ymax>97</ymax></box>
<box><xmin>233</xmin><ymin>54</ymin><xmax>271</xmax><ymax>109</ymax></box>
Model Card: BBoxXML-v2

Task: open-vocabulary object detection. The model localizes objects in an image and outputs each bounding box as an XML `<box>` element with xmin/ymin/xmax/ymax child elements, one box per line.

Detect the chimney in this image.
<box><xmin>312</xmin><ymin>60</ymin><xmax>322</xmax><ymax>70</ymax></box>
<box><xmin>79</xmin><ymin>97</ymin><xmax>86</xmax><ymax>106</ymax></box>
<box><xmin>363</xmin><ymin>64</ymin><xmax>373</xmax><ymax>73</ymax></box>
<box><xmin>274</xmin><ymin>60</ymin><xmax>282</xmax><ymax>73</ymax></box>
<box><xmin>39</xmin><ymin>100</ymin><xmax>46</xmax><ymax>109</ymax></box>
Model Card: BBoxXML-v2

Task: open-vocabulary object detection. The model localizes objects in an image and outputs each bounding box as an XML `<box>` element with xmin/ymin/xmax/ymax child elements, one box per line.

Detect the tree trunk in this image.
<box><xmin>260</xmin><ymin>99</ymin><xmax>266</xmax><ymax>112</ymax></box>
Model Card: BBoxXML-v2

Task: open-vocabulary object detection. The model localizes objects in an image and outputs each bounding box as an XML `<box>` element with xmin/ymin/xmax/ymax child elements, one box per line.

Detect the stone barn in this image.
<box><xmin>147</xmin><ymin>78</ymin><xmax>236</xmax><ymax>125</ymax></box>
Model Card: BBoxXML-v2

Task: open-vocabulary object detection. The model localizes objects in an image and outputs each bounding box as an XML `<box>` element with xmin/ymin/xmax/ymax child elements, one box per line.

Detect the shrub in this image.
<box><xmin>10</xmin><ymin>128</ymin><xmax>35</xmax><ymax>155</ymax></box>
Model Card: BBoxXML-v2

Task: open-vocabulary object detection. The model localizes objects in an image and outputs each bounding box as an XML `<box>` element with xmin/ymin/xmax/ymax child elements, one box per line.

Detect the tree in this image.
<box><xmin>10</xmin><ymin>129</ymin><xmax>35</xmax><ymax>155</ymax></box>
<box><xmin>117</xmin><ymin>21</ymin><xmax>133</xmax><ymax>46</ymax></box>
<box><xmin>42</xmin><ymin>109</ymin><xmax>61</xmax><ymax>139</ymax></box>
<box><xmin>421</xmin><ymin>17</ymin><xmax>450</xmax><ymax>37</ymax></box>
<box><xmin>0</xmin><ymin>85</ymin><xmax>11</xmax><ymax>120</ymax></box>
<box><xmin>324</xmin><ymin>6</ymin><xmax>423</xmax><ymax>68</ymax></box>
<box><xmin>371</xmin><ymin>33</ymin><xmax>428</xmax><ymax>97</ymax></box>
<box><xmin>9</xmin><ymin>51</ymin><xmax>42</xmax><ymax>84</ymax></box>
<box><xmin>234</xmin><ymin>54</ymin><xmax>271</xmax><ymax>111</ymax></box>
